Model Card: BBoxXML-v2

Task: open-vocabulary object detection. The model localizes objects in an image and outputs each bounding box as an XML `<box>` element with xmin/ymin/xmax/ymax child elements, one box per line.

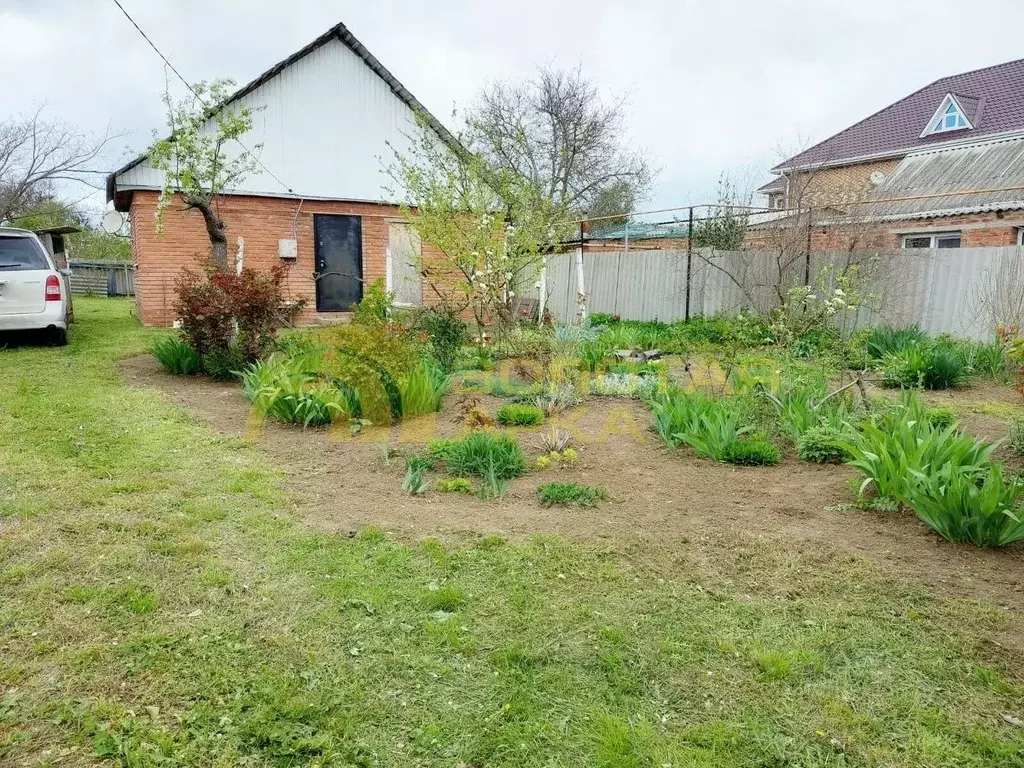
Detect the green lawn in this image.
<box><xmin>1</xmin><ymin>298</ymin><xmax>1022</xmax><ymax>767</ymax></box>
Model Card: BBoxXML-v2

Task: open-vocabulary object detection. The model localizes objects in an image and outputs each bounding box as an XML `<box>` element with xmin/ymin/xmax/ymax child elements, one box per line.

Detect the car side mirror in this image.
<box><xmin>59</xmin><ymin>268</ymin><xmax>72</xmax><ymax>277</ymax></box>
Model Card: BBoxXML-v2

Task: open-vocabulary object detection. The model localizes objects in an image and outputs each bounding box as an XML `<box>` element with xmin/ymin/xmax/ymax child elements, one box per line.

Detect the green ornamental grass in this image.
<box><xmin>428</xmin><ymin>431</ymin><xmax>526</xmax><ymax>481</ymax></box>
<box><xmin>399</xmin><ymin>359</ymin><xmax>451</xmax><ymax>418</ymax></box>
<box><xmin>537</xmin><ymin>482</ymin><xmax>607</xmax><ymax>507</ymax></box>
<box><xmin>496</xmin><ymin>403</ymin><xmax>546</xmax><ymax>426</ymax></box>
<box><xmin>881</xmin><ymin>343</ymin><xmax>967</xmax><ymax>389</ymax></box>
<box><xmin>650</xmin><ymin>389</ymin><xmax>751</xmax><ymax>460</ymax></box>
<box><xmin>240</xmin><ymin>355</ymin><xmax>352</xmax><ymax>427</ymax></box>
<box><xmin>723</xmin><ymin>439</ymin><xmax>780</xmax><ymax>466</ymax></box>
<box><xmin>152</xmin><ymin>335</ymin><xmax>203</xmax><ymax>375</ymax></box>
<box><xmin>908</xmin><ymin>463</ymin><xmax>1024</xmax><ymax>547</ymax></box>
<box><xmin>865</xmin><ymin>325</ymin><xmax>927</xmax><ymax>361</ymax></box>
<box><xmin>842</xmin><ymin>393</ymin><xmax>997</xmax><ymax>505</ymax></box>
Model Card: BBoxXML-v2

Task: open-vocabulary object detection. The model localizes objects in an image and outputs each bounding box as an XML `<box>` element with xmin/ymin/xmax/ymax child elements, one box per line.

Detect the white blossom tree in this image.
<box><xmin>387</xmin><ymin>117</ymin><xmax>573</xmax><ymax>340</ymax></box>
<box><xmin>148</xmin><ymin>79</ymin><xmax>260</xmax><ymax>265</ymax></box>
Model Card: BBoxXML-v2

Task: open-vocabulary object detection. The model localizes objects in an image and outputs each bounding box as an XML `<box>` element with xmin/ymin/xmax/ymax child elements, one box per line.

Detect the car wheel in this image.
<box><xmin>50</xmin><ymin>327</ymin><xmax>68</xmax><ymax>347</ymax></box>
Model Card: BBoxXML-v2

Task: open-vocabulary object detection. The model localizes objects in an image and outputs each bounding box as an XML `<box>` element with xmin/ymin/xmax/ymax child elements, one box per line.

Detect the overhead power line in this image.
<box><xmin>110</xmin><ymin>0</ymin><xmax>193</xmax><ymax>100</ymax></box>
<box><xmin>109</xmin><ymin>0</ymin><xmax>293</xmax><ymax>193</ymax></box>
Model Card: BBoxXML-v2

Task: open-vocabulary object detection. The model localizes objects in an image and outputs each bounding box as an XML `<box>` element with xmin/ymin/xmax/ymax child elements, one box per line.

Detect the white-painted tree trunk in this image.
<box><xmin>235</xmin><ymin>236</ymin><xmax>245</xmax><ymax>275</ymax></box>
<box><xmin>537</xmin><ymin>257</ymin><xmax>547</xmax><ymax>325</ymax></box>
<box><xmin>575</xmin><ymin>246</ymin><xmax>587</xmax><ymax>323</ymax></box>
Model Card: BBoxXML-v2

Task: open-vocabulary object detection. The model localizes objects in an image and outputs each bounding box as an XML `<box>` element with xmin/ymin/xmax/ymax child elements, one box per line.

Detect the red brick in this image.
<box><xmin>128</xmin><ymin>191</ymin><xmax>453</xmax><ymax>327</ymax></box>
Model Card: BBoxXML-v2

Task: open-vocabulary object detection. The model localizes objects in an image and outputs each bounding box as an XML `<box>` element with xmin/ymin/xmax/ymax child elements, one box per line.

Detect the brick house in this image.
<box><xmin>107</xmin><ymin>22</ymin><xmax>459</xmax><ymax>326</ymax></box>
<box><xmin>758</xmin><ymin>59</ymin><xmax>1024</xmax><ymax>250</ymax></box>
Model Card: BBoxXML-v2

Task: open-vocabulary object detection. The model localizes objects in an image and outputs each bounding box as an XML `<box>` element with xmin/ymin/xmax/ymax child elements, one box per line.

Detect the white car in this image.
<box><xmin>0</xmin><ymin>227</ymin><xmax>72</xmax><ymax>346</ymax></box>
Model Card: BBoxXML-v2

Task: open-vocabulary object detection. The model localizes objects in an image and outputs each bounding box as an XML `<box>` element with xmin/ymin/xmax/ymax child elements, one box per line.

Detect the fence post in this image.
<box><xmin>804</xmin><ymin>206</ymin><xmax>813</xmax><ymax>287</ymax></box>
<box><xmin>685</xmin><ymin>206</ymin><xmax>694</xmax><ymax>321</ymax></box>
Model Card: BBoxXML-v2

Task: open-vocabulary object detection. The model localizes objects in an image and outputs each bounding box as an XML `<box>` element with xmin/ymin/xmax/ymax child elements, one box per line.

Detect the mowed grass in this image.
<box><xmin>0</xmin><ymin>299</ymin><xmax>1023</xmax><ymax>767</ymax></box>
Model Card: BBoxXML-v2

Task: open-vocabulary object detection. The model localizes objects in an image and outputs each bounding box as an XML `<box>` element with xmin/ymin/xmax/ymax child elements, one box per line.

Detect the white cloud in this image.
<box><xmin>3</xmin><ymin>0</ymin><xmax>1024</xmax><ymax>218</ymax></box>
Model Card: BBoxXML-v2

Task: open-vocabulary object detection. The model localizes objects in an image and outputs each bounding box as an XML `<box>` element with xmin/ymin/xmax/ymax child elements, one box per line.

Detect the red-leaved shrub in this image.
<box><xmin>173</xmin><ymin>262</ymin><xmax>298</xmax><ymax>368</ymax></box>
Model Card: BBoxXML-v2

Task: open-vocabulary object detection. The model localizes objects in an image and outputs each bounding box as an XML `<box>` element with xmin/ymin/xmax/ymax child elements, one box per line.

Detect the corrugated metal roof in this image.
<box><xmin>585</xmin><ymin>221</ymin><xmax>691</xmax><ymax>241</ymax></box>
<box><xmin>860</xmin><ymin>137</ymin><xmax>1024</xmax><ymax>220</ymax></box>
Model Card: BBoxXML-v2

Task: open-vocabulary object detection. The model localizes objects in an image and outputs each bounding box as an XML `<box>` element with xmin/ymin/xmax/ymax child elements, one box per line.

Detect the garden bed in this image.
<box><xmin>121</xmin><ymin>353</ymin><xmax>1024</xmax><ymax>611</ymax></box>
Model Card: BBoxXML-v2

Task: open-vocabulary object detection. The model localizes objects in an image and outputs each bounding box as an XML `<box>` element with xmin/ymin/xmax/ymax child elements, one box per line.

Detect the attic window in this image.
<box><xmin>923</xmin><ymin>94</ymin><xmax>972</xmax><ymax>136</ymax></box>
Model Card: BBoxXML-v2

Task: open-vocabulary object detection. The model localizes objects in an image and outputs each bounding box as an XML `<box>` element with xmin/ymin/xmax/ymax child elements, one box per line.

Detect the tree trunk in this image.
<box><xmin>186</xmin><ymin>196</ymin><xmax>228</xmax><ymax>266</ymax></box>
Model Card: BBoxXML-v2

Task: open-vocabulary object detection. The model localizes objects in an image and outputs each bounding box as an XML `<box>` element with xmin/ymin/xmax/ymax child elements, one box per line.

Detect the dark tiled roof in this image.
<box><xmin>775</xmin><ymin>59</ymin><xmax>1024</xmax><ymax>170</ymax></box>
<box><xmin>757</xmin><ymin>176</ymin><xmax>787</xmax><ymax>193</ymax></box>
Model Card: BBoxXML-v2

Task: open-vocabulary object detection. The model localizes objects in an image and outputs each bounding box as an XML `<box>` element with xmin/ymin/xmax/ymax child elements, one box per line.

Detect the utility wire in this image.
<box><xmin>110</xmin><ymin>0</ymin><xmax>193</xmax><ymax>101</ymax></box>
<box><xmin>109</xmin><ymin>0</ymin><xmax>294</xmax><ymax>193</ymax></box>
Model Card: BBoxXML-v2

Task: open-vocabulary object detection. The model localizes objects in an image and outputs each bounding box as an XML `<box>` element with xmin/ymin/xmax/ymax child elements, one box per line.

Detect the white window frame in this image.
<box><xmin>901</xmin><ymin>232</ymin><xmax>962</xmax><ymax>249</ymax></box>
<box><xmin>921</xmin><ymin>93</ymin><xmax>973</xmax><ymax>137</ymax></box>
<box><xmin>1017</xmin><ymin>227</ymin><xmax>1024</xmax><ymax>246</ymax></box>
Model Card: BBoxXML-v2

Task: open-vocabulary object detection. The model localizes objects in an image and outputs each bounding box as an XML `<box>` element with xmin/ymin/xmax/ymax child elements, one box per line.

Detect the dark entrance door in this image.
<box><xmin>314</xmin><ymin>214</ymin><xmax>363</xmax><ymax>311</ymax></box>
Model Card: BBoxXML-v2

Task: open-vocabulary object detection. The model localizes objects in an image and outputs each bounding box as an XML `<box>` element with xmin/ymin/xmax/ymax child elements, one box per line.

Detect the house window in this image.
<box><xmin>923</xmin><ymin>94</ymin><xmax>971</xmax><ymax>136</ymax></box>
<box><xmin>1017</xmin><ymin>227</ymin><xmax>1024</xmax><ymax>246</ymax></box>
<box><xmin>901</xmin><ymin>232</ymin><xmax>962</xmax><ymax>249</ymax></box>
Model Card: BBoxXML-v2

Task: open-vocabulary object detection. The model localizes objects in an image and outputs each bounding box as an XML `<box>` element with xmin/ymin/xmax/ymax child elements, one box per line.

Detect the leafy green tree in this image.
<box><xmin>148</xmin><ymin>80</ymin><xmax>260</xmax><ymax>265</ymax></box>
<box><xmin>692</xmin><ymin>175</ymin><xmax>749</xmax><ymax>250</ymax></box>
<box><xmin>8</xmin><ymin>199</ymin><xmax>85</xmax><ymax>231</ymax></box>
<box><xmin>68</xmin><ymin>229</ymin><xmax>132</xmax><ymax>262</ymax></box>
<box><xmin>10</xmin><ymin>199</ymin><xmax>131</xmax><ymax>262</ymax></box>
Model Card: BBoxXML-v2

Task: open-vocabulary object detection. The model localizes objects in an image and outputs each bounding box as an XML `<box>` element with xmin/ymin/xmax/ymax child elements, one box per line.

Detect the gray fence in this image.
<box><xmin>68</xmin><ymin>261</ymin><xmax>135</xmax><ymax>296</ymax></box>
<box><xmin>542</xmin><ymin>246</ymin><xmax>1024</xmax><ymax>340</ymax></box>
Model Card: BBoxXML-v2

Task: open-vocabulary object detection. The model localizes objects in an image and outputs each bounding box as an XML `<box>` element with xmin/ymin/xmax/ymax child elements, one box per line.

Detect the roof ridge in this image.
<box><xmin>904</xmin><ymin>133</ymin><xmax>1024</xmax><ymax>156</ymax></box>
<box><xmin>774</xmin><ymin>59</ymin><xmax>1024</xmax><ymax>172</ymax></box>
<box><xmin>930</xmin><ymin>57</ymin><xmax>1024</xmax><ymax>86</ymax></box>
<box><xmin>772</xmin><ymin>76</ymin><xmax>941</xmax><ymax>170</ymax></box>
<box><xmin>108</xmin><ymin>20</ymin><xmax>465</xmax><ymax>201</ymax></box>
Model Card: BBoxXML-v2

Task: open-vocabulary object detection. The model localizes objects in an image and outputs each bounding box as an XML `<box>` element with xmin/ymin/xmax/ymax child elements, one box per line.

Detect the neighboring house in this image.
<box><xmin>757</xmin><ymin>177</ymin><xmax>788</xmax><ymax>211</ymax></box>
<box><xmin>580</xmin><ymin>221</ymin><xmax>690</xmax><ymax>251</ymax></box>
<box><xmin>107</xmin><ymin>22</ymin><xmax>457</xmax><ymax>326</ymax></box>
<box><xmin>758</xmin><ymin>59</ymin><xmax>1024</xmax><ymax>249</ymax></box>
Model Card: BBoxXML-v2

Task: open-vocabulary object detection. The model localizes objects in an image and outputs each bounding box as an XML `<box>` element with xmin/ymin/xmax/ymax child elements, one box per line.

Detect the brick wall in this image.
<box><xmin>747</xmin><ymin>210</ymin><xmax>1019</xmax><ymax>252</ymax></box>
<box><xmin>808</xmin><ymin>211</ymin><xmax>1019</xmax><ymax>250</ymax></box>
<box><xmin>788</xmin><ymin>158</ymin><xmax>902</xmax><ymax>208</ymax></box>
<box><xmin>128</xmin><ymin>190</ymin><xmax>437</xmax><ymax>327</ymax></box>
<box><xmin>580</xmin><ymin>237</ymin><xmax>690</xmax><ymax>252</ymax></box>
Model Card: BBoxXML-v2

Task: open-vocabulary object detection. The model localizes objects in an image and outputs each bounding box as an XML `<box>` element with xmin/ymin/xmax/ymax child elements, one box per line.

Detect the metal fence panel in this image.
<box><xmin>540</xmin><ymin>246</ymin><xmax>1024</xmax><ymax>340</ymax></box>
<box><xmin>68</xmin><ymin>261</ymin><xmax>135</xmax><ymax>296</ymax></box>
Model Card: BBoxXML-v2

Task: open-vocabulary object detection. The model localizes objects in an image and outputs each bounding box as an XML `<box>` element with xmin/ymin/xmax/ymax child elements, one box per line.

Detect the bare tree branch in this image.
<box><xmin>468</xmin><ymin>64</ymin><xmax>656</xmax><ymax>219</ymax></box>
<box><xmin>0</xmin><ymin>108</ymin><xmax>121</xmax><ymax>223</ymax></box>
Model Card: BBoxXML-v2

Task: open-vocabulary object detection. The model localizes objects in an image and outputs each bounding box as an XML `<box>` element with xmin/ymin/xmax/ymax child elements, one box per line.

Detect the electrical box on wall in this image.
<box><xmin>278</xmin><ymin>238</ymin><xmax>298</xmax><ymax>260</ymax></box>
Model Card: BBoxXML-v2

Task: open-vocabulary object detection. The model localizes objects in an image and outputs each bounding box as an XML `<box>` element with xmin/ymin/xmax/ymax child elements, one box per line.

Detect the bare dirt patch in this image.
<box><xmin>121</xmin><ymin>354</ymin><xmax>1024</xmax><ymax>613</ymax></box>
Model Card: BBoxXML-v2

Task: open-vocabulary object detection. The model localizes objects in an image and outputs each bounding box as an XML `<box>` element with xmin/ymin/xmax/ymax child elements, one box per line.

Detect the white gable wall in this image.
<box><xmin>117</xmin><ymin>38</ymin><xmax>422</xmax><ymax>203</ymax></box>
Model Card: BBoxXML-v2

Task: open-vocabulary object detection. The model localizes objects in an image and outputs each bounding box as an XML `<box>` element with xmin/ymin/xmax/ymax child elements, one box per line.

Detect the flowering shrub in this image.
<box><xmin>173</xmin><ymin>262</ymin><xmax>298</xmax><ymax>372</ymax></box>
<box><xmin>773</xmin><ymin>263</ymin><xmax>879</xmax><ymax>354</ymax></box>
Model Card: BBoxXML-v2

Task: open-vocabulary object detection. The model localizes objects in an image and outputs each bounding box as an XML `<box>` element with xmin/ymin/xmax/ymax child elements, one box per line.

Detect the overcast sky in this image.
<box><xmin>4</xmin><ymin>0</ymin><xmax>1024</xmax><ymax>220</ymax></box>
